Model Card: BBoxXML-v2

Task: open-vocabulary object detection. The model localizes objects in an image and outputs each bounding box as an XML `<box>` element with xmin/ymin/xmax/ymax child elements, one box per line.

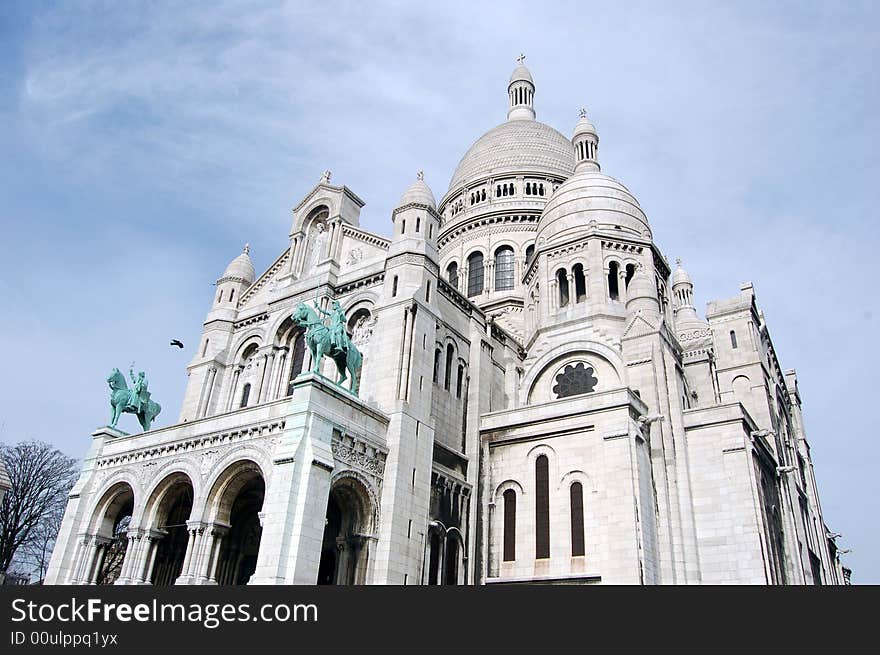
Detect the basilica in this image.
<box><xmin>46</xmin><ymin>61</ymin><xmax>847</xmax><ymax>585</ymax></box>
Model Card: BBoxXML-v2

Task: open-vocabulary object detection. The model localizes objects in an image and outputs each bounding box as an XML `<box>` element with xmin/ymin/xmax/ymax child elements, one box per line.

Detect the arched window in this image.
<box><xmin>467</xmin><ymin>252</ymin><xmax>484</xmax><ymax>297</ymax></box>
<box><xmin>525</xmin><ymin>244</ymin><xmax>535</xmax><ymax>265</ymax></box>
<box><xmin>456</xmin><ymin>364</ymin><xmax>464</xmax><ymax>398</ymax></box>
<box><xmin>535</xmin><ymin>455</ymin><xmax>550</xmax><ymax>559</ymax></box>
<box><xmin>625</xmin><ymin>263</ymin><xmax>636</xmax><ymax>288</ymax></box>
<box><xmin>481</xmin><ymin>189</ymin><xmax>486</xmax><ymax>201</ymax></box>
<box><xmin>433</xmin><ymin>348</ymin><xmax>442</xmax><ymax>384</ymax></box>
<box><xmin>239</xmin><ymin>383</ymin><xmax>251</xmax><ymax>408</ymax></box>
<box><xmin>494</xmin><ymin>246</ymin><xmax>515</xmax><ymax>292</ymax></box>
<box><xmin>570</xmin><ymin>482</ymin><xmax>585</xmax><ymax>556</ymax></box>
<box><xmin>608</xmin><ymin>261</ymin><xmax>620</xmax><ymax>300</ymax></box>
<box><xmin>444</xmin><ymin>343</ymin><xmax>454</xmax><ymax>390</ymax></box>
<box><xmin>447</xmin><ymin>262</ymin><xmax>459</xmax><ymax>289</ymax></box>
<box><xmin>392</xmin><ymin>275</ymin><xmax>399</xmax><ymax>297</ymax></box>
<box><xmin>556</xmin><ymin>269</ymin><xmax>569</xmax><ymax>307</ymax></box>
<box><xmin>496</xmin><ymin>185</ymin><xmax>501</xmax><ymax>197</ymax></box>
<box><xmin>539</xmin><ymin>183</ymin><xmax>545</xmax><ymax>196</ymax></box>
<box><xmin>525</xmin><ymin>182</ymin><xmax>532</xmax><ymax>195</ymax></box>
<box><xmin>730</xmin><ymin>330</ymin><xmax>738</xmax><ymax>349</ymax></box>
<box><xmin>288</xmin><ymin>333</ymin><xmax>306</xmax><ymax>393</ymax></box>
<box><xmin>503</xmin><ymin>489</ymin><xmax>516</xmax><ymax>562</ymax></box>
<box><xmin>573</xmin><ymin>263</ymin><xmax>586</xmax><ymax>303</ymax></box>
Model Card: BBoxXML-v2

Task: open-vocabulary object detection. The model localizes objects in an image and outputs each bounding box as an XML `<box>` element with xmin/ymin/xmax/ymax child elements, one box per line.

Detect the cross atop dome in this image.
<box><xmin>516</xmin><ymin>53</ymin><xmax>526</xmax><ymax>65</ymax></box>
<box><xmin>417</xmin><ymin>170</ymin><xmax>424</xmax><ymax>181</ymax></box>
<box><xmin>579</xmin><ymin>107</ymin><xmax>588</xmax><ymax>119</ymax></box>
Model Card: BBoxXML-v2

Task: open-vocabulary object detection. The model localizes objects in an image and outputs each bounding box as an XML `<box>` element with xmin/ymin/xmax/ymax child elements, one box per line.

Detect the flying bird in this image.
<box><xmin>170</xmin><ymin>339</ymin><xmax>184</xmax><ymax>349</ymax></box>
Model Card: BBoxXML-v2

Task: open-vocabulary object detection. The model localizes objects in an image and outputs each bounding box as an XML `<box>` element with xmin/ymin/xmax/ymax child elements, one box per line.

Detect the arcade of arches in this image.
<box><xmin>74</xmin><ymin>462</ymin><xmax>267</xmax><ymax>586</ymax></box>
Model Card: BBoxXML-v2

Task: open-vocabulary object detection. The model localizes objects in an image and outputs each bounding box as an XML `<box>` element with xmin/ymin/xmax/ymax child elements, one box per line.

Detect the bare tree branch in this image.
<box><xmin>0</xmin><ymin>441</ymin><xmax>78</xmax><ymax>575</ymax></box>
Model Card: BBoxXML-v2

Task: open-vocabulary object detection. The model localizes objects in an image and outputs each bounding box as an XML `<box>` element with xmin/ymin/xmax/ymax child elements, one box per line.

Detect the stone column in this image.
<box><xmin>259</xmin><ymin>351</ymin><xmax>276</xmax><ymax>403</ymax></box>
<box><xmin>135</xmin><ymin>531</ymin><xmax>165</xmax><ymax>584</ymax></box>
<box><xmin>201</xmin><ymin>524</ymin><xmax>230</xmax><ymax>584</ymax></box>
<box><xmin>567</xmin><ymin>272</ymin><xmax>576</xmax><ymax>306</ymax></box>
<box><xmin>199</xmin><ymin>367</ymin><xmax>217</xmax><ymax>418</ymax></box>
<box><xmin>618</xmin><ymin>269</ymin><xmax>628</xmax><ymax>304</ymax></box>
<box><xmin>226</xmin><ymin>366</ymin><xmax>243</xmax><ymax>411</ymax></box>
<box><xmin>72</xmin><ymin>534</ymin><xmax>98</xmax><ymax>584</ymax></box>
<box><xmin>549</xmin><ymin>278</ymin><xmax>558</xmax><ymax>310</ymax></box>
<box><xmin>288</xmin><ymin>235</ymin><xmax>300</xmax><ymax>276</ymax></box>
<box><xmin>116</xmin><ymin>529</ymin><xmax>145</xmax><ymax>584</ymax></box>
<box><xmin>177</xmin><ymin>521</ymin><xmax>205</xmax><ymax>584</ymax></box>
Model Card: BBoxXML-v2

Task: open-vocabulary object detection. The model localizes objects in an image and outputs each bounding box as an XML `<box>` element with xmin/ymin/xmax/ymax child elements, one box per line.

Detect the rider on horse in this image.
<box><xmin>127</xmin><ymin>368</ymin><xmax>151</xmax><ymax>413</ymax></box>
<box><xmin>315</xmin><ymin>300</ymin><xmax>349</xmax><ymax>355</ymax></box>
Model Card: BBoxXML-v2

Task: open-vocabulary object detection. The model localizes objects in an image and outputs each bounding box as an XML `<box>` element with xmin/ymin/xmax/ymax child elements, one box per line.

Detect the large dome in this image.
<box><xmin>446</xmin><ymin>120</ymin><xmax>575</xmax><ymax>194</ymax></box>
<box><xmin>537</xmin><ymin>171</ymin><xmax>650</xmax><ymax>243</ymax></box>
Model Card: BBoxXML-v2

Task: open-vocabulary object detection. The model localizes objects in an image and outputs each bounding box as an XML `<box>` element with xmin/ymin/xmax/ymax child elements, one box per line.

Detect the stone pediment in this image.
<box><xmin>621</xmin><ymin>311</ymin><xmax>660</xmax><ymax>340</ymax></box>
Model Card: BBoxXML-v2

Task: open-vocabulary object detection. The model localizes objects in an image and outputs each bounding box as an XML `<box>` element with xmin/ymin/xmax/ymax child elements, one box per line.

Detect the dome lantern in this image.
<box><xmin>508</xmin><ymin>54</ymin><xmax>536</xmax><ymax>121</ymax></box>
<box><xmin>573</xmin><ymin>108</ymin><xmax>600</xmax><ymax>173</ymax></box>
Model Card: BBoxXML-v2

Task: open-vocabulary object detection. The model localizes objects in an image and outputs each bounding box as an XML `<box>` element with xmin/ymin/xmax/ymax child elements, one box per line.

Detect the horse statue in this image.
<box><xmin>107</xmin><ymin>367</ymin><xmax>162</xmax><ymax>432</ymax></box>
<box><xmin>291</xmin><ymin>301</ymin><xmax>363</xmax><ymax>395</ymax></box>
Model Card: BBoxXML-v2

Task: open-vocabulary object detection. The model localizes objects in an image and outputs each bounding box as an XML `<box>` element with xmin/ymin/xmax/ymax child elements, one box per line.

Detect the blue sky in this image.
<box><xmin>1</xmin><ymin>1</ymin><xmax>877</xmax><ymax>581</ymax></box>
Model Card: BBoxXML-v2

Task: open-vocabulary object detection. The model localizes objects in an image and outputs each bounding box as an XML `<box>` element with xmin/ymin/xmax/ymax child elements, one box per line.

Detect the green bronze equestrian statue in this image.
<box><xmin>291</xmin><ymin>300</ymin><xmax>363</xmax><ymax>395</ymax></box>
<box><xmin>107</xmin><ymin>367</ymin><xmax>162</xmax><ymax>431</ymax></box>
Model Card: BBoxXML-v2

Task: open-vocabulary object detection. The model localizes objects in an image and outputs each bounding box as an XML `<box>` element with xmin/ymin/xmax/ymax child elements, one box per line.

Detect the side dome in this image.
<box><xmin>221</xmin><ymin>244</ymin><xmax>255</xmax><ymax>284</ymax></box>
<box><xmin>446</xmin><ymin>120</ymin><xmax>575</xmax><ymax>195</ymax></box>
<box><xmin>536</xmin><ymin>171</ymin><xmax>650</xmax><ymax>244</ymax></box>
<box><xmin>399</xmin><ymin>172</ymin><xmax>436</xmax><ymax>209</ymax></box>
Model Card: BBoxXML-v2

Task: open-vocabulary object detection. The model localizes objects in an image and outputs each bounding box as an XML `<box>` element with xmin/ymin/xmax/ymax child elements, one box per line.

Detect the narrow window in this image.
<box><xmin>416</xmin><ymin>217</ymin><xmax>421</xmax><ymax>232</ymax></box>
<box><xmin>525</xmin><ymin>182</ymin><xmax>531</xmax><ymax>195</ymax></box>
<box><xmin>503</xmin><ymin>489</ymin><xmax>516</xmax><ymax>562</ymax></box>
<box><xmin>289</xmin><ymin>333</ymin><xmax>306</xmax><ymax>391</ymax></box>
<box><xmin>539</xmin><ymin>183</ymin><xmax>544</xmax><ymax>196</ymax></box>
<box><xmin>239</xmin><ymin>383</ymin><xmax>251</xmax><ymax>408</ymax></box>
<box><xmin>401</xmin><ymin>219</ymin><xmax>406</xmax><ymax>234</ymax></box>
<box><xmin>447</xmin><ymin>262</ymin><xmax>459</xmax><ymax>289</ymax></box>
<box><xmin>625</xmin><ymin>263</ymin><xmax>636</xmax><ymax>288</ymax></box>
<box><xmin>202</xmin><ymin>339</ymin><xmax>209</xmax><ymax>357</ymax></box>
<box><xmin>573</xmin><ymin>264</ymin><xmax>586</xmax><ymax>302</ymax></box>
<box><xmin>481</xmin><ymin>189</ymin><xmax>486</xmax><ymax>201</ymax></box>
<box><xmin>433</xmin><ymin>348</ymin><xmax>442</xmax><ymax>383</ymax></box>
<box><xmin>425</xmin><ymin>280</ymin><xmax>431</xmax><ymax>302</ymax></box>
<box><xmin>428</xmin><ymin>223</ymin><xmax>433</xmax><ymax>239</ymax></box>
<box><xmin>525</xmin><ymin>244</ymin><xmax>535</xmax><ymax>265</ymax></box>
<box><xmin>494</xmin><ymin>246</ymin><xmax>515</xmax><ymax>291</ymax></box>
<box><xmin>730</xmin><ymin>330</ymin><xmax>738</xmax><ymax>349</ymax></box>
<box><xmin>535</xmin><ymin>455</ymin><xmax>550</xmax><ymax>558</ymax></box>
<box><xmin>467</xmin><ymin>252</ymin><xmax>484</xmax><ymax>297</ymax></box>
<box><xmin>456</xmin><ymin>364</ymin><xmax>464</xmax><ymax>398</ymax></box>
<box><xmin>217</xmin><ymin>290</ymin><xmax>222</xmax><ymax>304</ymax></box>
<box><xmin>392</xmin><ymin>275</ymin><xmax>399</xmax><ymax>297</ymax></box>
<box><xmin>570</xmin><ymin>482</ymin><xmax>585</xmax><ymax>556</ymax></box>
<box><xmin>608</xmin><ymin>261</ymin><xmax>620</xmax><ymax>300</ymax></box>
<box><xmin>496</xmin><ymin>185</ymin><xmax>501</xmax><ymax>197</ymax></box>
<box><xmin>230</xmin><ymin>288</ymin><xmax>235</xmax><ymax>302</ymax></box>
<box><xmin>557</xmin><ymin>269</ymin><xmax>570</xmax><ymax>307</ymax></box>
<box><xmin>444</xmin><ymin>343</ymin><xmax>454</xmax><ymax>390</ymax></box>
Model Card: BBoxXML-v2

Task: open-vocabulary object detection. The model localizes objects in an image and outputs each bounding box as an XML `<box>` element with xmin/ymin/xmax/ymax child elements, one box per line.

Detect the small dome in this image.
<box><xmin>399</xmin><ymin>171</ymin><xmax>436</xmax><ymax>209</ymax></box>
<box><xmin>222</xmin><ymin>244</ymin><xmax>255</xmax><ymax>284</ymax></box>
<box><xmin>671</xmin><ymin>259</ymin><xmax>692</xmax><ymax>287</ymax></box>
<box><xmin>509</xmin><ymin>64</ymin><xmax>534</xmax><ymax>85</ymax></box>
<box><xmin>573</xmin><ymin>110</ymin><xmax>597</xmax><ymax>138</ymax></box>
<box><xmin>537</xmin><ymin>171</ymin><xmax>649</xmax><ymax>244</ymax></box>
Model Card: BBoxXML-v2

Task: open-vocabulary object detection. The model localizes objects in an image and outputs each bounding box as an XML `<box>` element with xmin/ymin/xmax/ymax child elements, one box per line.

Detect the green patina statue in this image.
<box><xmin>107</xmin><ymin>367</ymin><xmax>162</xmax><ymax>432</ymax></box>
<box><xmin>291</xmin><ymin>300</ymin><xmax>363</xmax><ymax>395</ymax></box>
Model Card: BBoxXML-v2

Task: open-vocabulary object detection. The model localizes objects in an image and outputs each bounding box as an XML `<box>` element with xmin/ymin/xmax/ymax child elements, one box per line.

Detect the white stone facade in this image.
<box><xmin>46</xmin><ymin>61</ymin><xmax>845</xmax><ymax>586</ymax></box>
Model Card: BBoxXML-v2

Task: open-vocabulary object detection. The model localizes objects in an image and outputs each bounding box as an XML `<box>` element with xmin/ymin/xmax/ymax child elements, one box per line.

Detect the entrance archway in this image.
<box><xmin>90</xmin><ymin>482</ymin><xmax>134</xmax><ymax>585</ymax></box>
<box><xmin>146</xmin><ymin>474</ymin><xmax>194</xmax><ymax>586</ymax></box>
<box><xmin>207</xmin><ymin>460</ymin><xmax>265</xmax><ymax>585</ymax></box>
<box><xmin>317</xmin><ymin>476</ymin><xmax>374</xmax><ymax>585</ymax></box>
